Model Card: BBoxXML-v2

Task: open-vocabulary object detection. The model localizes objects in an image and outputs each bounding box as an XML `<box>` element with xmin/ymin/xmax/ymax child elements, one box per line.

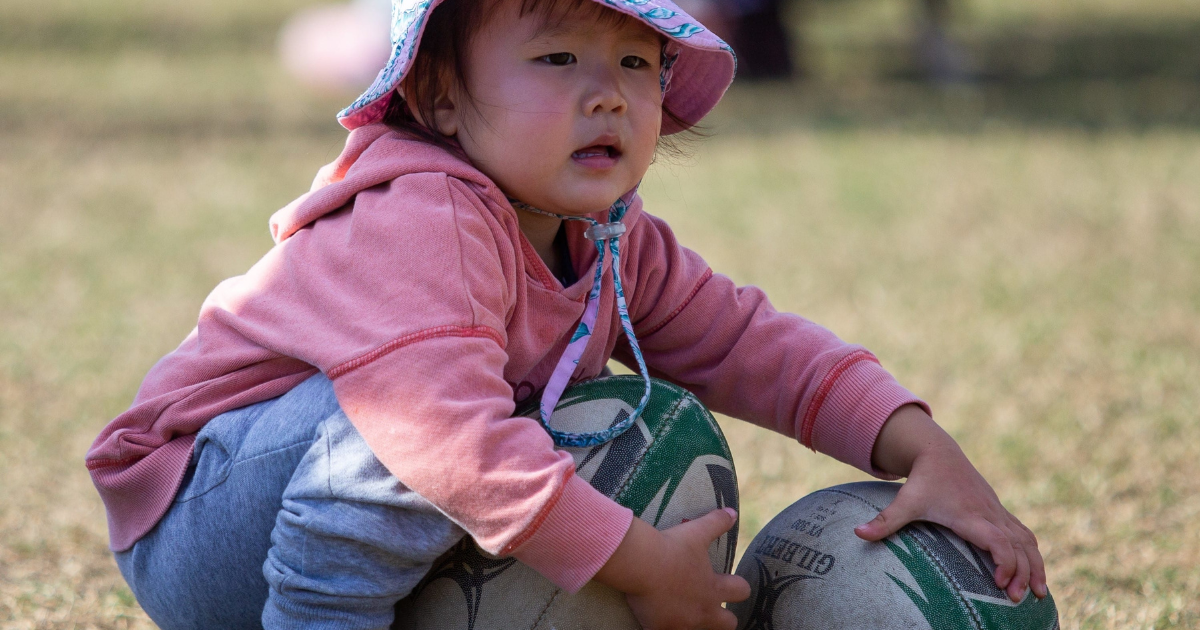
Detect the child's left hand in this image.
<box><xmin>853</xmin><ymin>404</ymin><xmax>1048</xmax><ymax>603</ymax></box>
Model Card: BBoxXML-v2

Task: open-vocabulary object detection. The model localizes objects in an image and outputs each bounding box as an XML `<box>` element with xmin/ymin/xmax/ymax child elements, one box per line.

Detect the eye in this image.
<box><xmin>539</xmin><ymin>52</ymin><xmax>576</xmax><ymax>65</ymax></box>
<box><xmin>621</xmin><ymin>55</ymin><xmax>651</xmax><ymax>69</ymax></box>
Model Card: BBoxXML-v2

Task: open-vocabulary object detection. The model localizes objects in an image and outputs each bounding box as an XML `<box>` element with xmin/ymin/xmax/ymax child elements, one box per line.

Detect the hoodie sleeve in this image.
<box><xmin>237</xmin><ymin>173</ymin><xmax>630</xmax><ymax>591</ymax></box>
<box><xmin>619</xmin><ymin>213</ymin><xmax>929</xmax><ymax>476</ymax></box>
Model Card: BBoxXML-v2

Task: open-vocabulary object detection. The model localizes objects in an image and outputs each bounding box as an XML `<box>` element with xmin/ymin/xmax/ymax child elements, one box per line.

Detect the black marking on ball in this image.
<box><xmin>743</xmin><ymin>557</ymin><xmax>823</xmax><ymax>630</ymax></box>
<box><xmin>578</xmin><ymin>409</ymin><xmax>644</xmax><ymax>497</ymax></box>
<box><xmin>820</xmin><ymin>487</ymin><xmax>885</xmax><ymax>513</ymax></box>
<box><xmin>411</xmin><ymin>538</ymin><xmax>517</xmax><ymax>630</ymax></box>
<box><xmin>752</xmin><ymin>535</ymin><xmax>836</xmax><ymax>575</ymax></box>
<box><xmin>706</xmin><ymin>463</ymin><xmax>739</xmax><ymax>571</ymax></box>
<box><xmin>906</xmin><ymin>523</ymin><xmax>1006</xmax><ymax>600</ymax></box>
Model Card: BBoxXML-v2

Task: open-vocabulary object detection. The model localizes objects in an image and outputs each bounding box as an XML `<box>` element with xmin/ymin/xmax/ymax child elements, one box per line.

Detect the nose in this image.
<box><xmin>581</xmin><ymin>66</ymin><xmax>627</xmax><ymax>117</ymax></box>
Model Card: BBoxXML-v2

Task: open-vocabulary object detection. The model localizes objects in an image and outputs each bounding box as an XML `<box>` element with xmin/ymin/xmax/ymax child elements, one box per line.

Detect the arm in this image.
<box><xmin>619</xmin><ymin>214</ymin><xmax>924</xmax><ymax>475</ymax></box>
<box><xmin>619</xmin><ymin>215</ymin><xmax>1045</xmax><ymax>607</ymax></box>
<box><xmin>856</xmin><ymin>404</ymin><xmax>1049</xmax><ymax>602</ymax></box>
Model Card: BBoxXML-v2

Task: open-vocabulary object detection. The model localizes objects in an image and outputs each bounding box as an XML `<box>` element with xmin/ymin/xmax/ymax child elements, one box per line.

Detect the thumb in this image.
<box><xmin>687</xmin><ymin>507</ymin><xmax>739</xmax><ymax>543</ymax></box>
<box><xmin>855</xmin><ymin>499</ymin><xmax>918</xmax><ymax>542</ymax></box>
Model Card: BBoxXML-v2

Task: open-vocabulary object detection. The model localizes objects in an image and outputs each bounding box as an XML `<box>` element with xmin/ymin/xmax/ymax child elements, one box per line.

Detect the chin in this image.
<box><xmin>541</xmin><ymin>195</ymin><xmax>619</xmax><ymax>216</ymax></box>
<box><xmin>585</xmin><ymin>197</ymin><xmax>621</xmax><ymax>213</ymax></box>
<box><xmin>573</xmin><ymin>188</ymin><xmax>635</xmax><ymax>215</ymax></box>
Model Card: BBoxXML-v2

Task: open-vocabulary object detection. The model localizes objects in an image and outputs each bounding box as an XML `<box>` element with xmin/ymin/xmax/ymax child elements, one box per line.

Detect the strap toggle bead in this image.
<box><xmin>584</xmin><ymin>222</ymin><xmax>627</xmax><ymax>241</ymax></box>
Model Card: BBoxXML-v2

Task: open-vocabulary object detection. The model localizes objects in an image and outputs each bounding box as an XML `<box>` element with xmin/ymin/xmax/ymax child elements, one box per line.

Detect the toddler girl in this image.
<box><xmin>87</xmin><ymin>0</ymin><xmax>1047</xmax><ymax>628</ymax></box>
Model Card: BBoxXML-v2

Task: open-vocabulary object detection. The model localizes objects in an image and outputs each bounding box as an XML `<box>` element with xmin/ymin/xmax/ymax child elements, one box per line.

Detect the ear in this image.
<box><xmin>399</xmin><ymin>76</ymin><xmax>460</xmax><ymax>137</ymax></box>
<box><xmin>430</xmin><ymin>88</ymin><xmax>460</xmax><ymax>137</ymax></box>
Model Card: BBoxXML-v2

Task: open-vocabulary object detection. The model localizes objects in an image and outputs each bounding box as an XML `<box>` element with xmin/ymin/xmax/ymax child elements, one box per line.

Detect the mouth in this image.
<box><xmin>571</xmin><ymin>144</ymin><xmax>621</xmax><ymax>160</ymax></box>
<box><xmin>571</xmin><ymin>135</ymin><xmax>622</xmax><ymax>169</ymax></box>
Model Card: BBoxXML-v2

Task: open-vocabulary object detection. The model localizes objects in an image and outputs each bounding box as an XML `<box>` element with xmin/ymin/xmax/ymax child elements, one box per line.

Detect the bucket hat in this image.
<box><xmin>337</xmin><ymin>0</ymin><xmax>737</xmax><ymax>134</ymax></box>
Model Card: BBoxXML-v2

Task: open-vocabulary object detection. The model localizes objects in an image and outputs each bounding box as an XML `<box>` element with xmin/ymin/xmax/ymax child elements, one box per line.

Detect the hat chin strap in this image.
<box><xmin>510</xmin><ymin>192</ymin><xmax>653</xmax><ymax>448</ymax></box>
<box><xmin>661</xmin><ymin>41</ymin><xmax>681</xmax><ymax>98</ymax></box>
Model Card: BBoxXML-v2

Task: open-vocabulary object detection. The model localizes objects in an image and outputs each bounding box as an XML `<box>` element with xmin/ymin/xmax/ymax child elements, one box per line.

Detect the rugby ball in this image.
<box><xmin>729</xmin><ymin>481</ymin><xmax>1059</xmax><ymax>630</ymax></box>
<box><xmin>393</xmin><ymin>375</ymin><xmax>739</xmax><ymax>629</ymax></box>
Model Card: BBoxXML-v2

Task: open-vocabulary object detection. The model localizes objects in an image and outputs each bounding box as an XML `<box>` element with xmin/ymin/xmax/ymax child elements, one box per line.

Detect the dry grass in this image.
<box><xmin>4</xmin><ymin>122</ymin><xmax>1198</xmax><ymax>629</ymax></box>
<box><xmin>2</xmin><ymin>0</ymin><xmax>1199</xmax><ymax>627</ymax></box>
<box><xmin>640</xmin><ymin>127</ymin><xmax>1200</xmax><ymax>628</ymax></box>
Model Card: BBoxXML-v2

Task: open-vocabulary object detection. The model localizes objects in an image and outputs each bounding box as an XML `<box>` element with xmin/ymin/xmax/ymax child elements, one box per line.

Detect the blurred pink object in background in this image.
<box><xmin>278</xmin><ymin>0</ymin><xmax>391</xmax><ymax>91</ymax></box>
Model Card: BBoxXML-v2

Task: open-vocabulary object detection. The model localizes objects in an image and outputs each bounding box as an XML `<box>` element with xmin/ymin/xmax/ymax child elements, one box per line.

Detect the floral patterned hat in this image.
<box><xmin>337</xmin><ymin>0</ymin><xmax>737</xmax><ymax>134</ymax></box>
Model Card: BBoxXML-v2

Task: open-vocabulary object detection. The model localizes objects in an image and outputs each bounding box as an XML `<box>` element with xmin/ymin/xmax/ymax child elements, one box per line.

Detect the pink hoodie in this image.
<box><xmin>87</xmin><ymin>124</ymin><xmax>926</xmax><ymax>592</ymax></box>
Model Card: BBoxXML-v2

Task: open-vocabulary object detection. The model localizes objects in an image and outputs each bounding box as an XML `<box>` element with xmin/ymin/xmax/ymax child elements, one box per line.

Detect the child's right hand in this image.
<box><xmin>595</xmin><ymin>508</ymin><xmax>750</xmax><ymax>630</ymax></box>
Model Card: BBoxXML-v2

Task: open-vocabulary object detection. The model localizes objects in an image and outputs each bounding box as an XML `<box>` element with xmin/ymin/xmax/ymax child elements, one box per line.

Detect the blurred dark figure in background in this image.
<box><xmin>676</xmin><ymin>0</ymin><xmax>970</xmax><ymax>81</ymax></box>
<box><xmin>910</xmin><ymin>0</ymin><xmax>972</xmax><ymax>83</ymax></box>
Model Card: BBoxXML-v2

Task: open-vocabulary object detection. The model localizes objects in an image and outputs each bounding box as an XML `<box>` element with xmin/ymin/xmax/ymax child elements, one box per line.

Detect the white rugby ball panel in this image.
<box><xmin>731</xmin><ymin>482</ymin><xmax>1059</xmax><ymax>630</ymax></box>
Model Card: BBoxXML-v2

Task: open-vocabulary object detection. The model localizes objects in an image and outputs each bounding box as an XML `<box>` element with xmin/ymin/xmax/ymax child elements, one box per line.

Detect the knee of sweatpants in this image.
<box><xmin>262</xmin><ymin>413</ymin><xmax>465</xmax><ymax>630</ymax></box>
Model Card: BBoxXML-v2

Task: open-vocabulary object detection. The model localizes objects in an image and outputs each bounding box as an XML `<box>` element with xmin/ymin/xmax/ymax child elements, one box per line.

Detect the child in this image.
<box><xmin>87</xmin><ymin>0</ymin><xmax>1047</xmax><ymax>628</ymax></box>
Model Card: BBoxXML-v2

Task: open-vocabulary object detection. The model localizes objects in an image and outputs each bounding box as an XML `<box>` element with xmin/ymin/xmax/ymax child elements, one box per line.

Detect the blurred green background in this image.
<box><xmin>2</xmin><ymin>0</ymin><xmax>1198</xmax><ymax>628</ymax></box>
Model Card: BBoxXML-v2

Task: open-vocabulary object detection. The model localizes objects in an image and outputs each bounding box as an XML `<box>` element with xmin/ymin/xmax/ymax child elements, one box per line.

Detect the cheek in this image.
<box><xmin>464</xmin><ymin>57</ymin><xmax>569</xmax><ymax>131</ymax></box>
<box><xmin>479</xmin><ymin>69</ymin><xmax>573</xmax><ymax>115</ymax></box>
<box><xmin>629</xmin><ymin>96</ymin><xmax>664</xmax><ymax>160</ymax></box>
<box><xmin>471</xmin><ymin>82</ymin><xmax>575</xmax><ymax>147</ymax></box>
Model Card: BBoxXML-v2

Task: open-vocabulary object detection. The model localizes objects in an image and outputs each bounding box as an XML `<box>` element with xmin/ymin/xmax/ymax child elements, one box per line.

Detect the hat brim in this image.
<box><xmin>337</xmin><ymin>0</ymin><xmax>736</xmax><ymax>134</ymax></box>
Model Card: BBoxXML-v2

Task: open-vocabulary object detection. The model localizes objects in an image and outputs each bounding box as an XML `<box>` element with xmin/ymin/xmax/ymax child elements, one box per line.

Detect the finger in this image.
<box><xmin>710</xmin><ymin>607</ymin><xmax>739</xmax><ymax>630</ymax></box>
<box><xmin>715</xmin><ymin>574</ymin><xmax>751</xmax><ymax>603</ymax></box>
<box><xmin>952</xmin><ymin>519</ymin><xmax>1016</xmax><ymax>589</ymax></box>
<box><xmin>686</xmin><ymin>508</ymin><xmax>739</xmax><ymax>543</ymax></box>
<box><xmin>1006</xmin><ymin>540</ymin><xmax>1031</xmax><ymax>602</ymax></box>
<box><xmin>854</xmin><ymin>496</ymin><xmax>921</xmax><ymax>542</ymax></box>
<box><xmin>1028</xmin><ymin>545</ymin><xmax>1048</xmax><ymax>598</ymax></box>
<box><xmin>1017</xmin><ymin>524</ymin><xmax>1049</xmax><ymax>599</ymax></box>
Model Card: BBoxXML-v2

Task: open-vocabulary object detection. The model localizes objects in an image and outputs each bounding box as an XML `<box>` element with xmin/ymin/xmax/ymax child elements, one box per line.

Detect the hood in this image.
<box><xmin>271</xmin><ymin>125</ymin><xmax>495</xmax><ymax>243</ymax></box>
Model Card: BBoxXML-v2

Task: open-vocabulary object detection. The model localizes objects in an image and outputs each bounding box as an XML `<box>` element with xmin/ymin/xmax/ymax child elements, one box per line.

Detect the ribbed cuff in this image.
<box><xmin>808</xmin><ymin>361</ymin><xmax>930</xmax><ymax>478</ymax></box>
<box><xmin>508</xmin><ymin>473</ymin><xmax>634</xmax><ymax>593</ymax></box>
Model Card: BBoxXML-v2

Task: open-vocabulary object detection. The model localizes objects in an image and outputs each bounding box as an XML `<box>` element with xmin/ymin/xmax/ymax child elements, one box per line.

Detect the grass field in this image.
<box><xmin>2</xmin><ymin>0</ymin><xmax>1199</xmax><ymax>628</ymax></box>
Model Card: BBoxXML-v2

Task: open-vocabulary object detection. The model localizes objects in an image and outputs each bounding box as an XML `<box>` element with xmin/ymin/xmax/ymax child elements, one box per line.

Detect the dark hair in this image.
<box><xmin>381</xmin><ymin>0</ymin><xmax>701</xmax><ymax>159</ymax></box>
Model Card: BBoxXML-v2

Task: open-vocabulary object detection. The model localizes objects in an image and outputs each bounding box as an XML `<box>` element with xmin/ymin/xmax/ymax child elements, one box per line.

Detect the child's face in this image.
<box><xmin>435</xmin><ymin>0</ymin><xmax>664</xmax><ymax>215</ymax></box>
